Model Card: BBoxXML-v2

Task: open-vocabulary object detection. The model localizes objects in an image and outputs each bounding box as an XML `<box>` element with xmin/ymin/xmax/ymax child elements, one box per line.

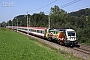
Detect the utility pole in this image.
<box><xmin>15</xmin><ymin>18</ymin><xmax>18</xmax><ymax>32</ymax></box>
<box><xmin>16</xmin><ymin>18</ymin><xmax>18</xmax><ymax>32</ymax></box>
<box><xmin>7</xmin><ymin>21</ymin><xmax>9</xmax><ymax>28</ymax></box>
<box><xmin>48</xmin><ymin>15</ymin><xmax>50</xmax><ymax>29</ymax></box>
<box><xmin>20</xmin><ymin>21</ymin><xmax>22</xmax><ymax>26</ymax></box>
<box><xmin>29</xmin><ymin>18</ymin><xmax>30</xmax><ymax>27</ymax></box>
<box><xmin>12</xmin><ymin>20</ymin><xmax>13</xmax><ymax>29</ymax></box>
<box><xmin>27</xmin><ymin>11</ymin><xmax>29</xmax><ymax>34</ymax></box>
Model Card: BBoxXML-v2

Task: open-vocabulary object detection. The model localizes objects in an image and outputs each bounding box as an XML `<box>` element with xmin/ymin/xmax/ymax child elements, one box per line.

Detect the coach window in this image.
<box><xmin>33</xmin><ymin>30</ymin><xmax>36</xmax><ymax>32</ymax></box>
<box><xmin>31</xmin><ymin>29</ymin><xmax>33</xmax><ymax>32</ymax></box>
<box><xmin>22</xmin><ymin>28</ymin><xmax>23</xmax><ymax>30</ymax></box>
<box><xmin>39</xmin><ymin>30</ymin><xmax>41</xmax><ymax>33</ymax></box>
<box><xmin>34</xmin><ymin>30</ymin><xmax>36</xmax><ymax>32</ymax></box>
<box><xmin>38</xmin><ymin>30</ymin><xmax>40</xmax><ymax>33</ymax></box>
<box><xmin>24</xmin><ymin>29</ymin><xmax>27</xmax><ymax>30</ymax></box>
<box><xmin>37</xmin><ymin>30</ymin><xmax>39</xmax><ymax>33</ymax></box>
<box><xmin>29</xmin><ymin>29</ymin><xmax>31</xmax><ymax>31</ymax></box>
<box><xmin>40</xmin><ymin>30</ymin><xmax>42</xmax><ymax>33</ymax></box>
<box><xmin>33</xmin><ymin>29</ymin><xmax>35</xmax><ymax>32</ymax></box>
<box><xmin>31</xmin><ymin>29</ymin><xmax>32</xmax><ymax>32</ymax></box>
<box><xmin>42</xmin><ymin>31</ymin><xmax>44</xmax><ymax>34</ymax></box>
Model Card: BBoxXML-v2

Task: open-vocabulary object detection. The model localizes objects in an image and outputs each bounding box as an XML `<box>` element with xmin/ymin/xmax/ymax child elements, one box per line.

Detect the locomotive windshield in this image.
<box><xmin>67</xmin><ymin>31</ymin><xmax>75</xmax><ymax>36</ymax></box>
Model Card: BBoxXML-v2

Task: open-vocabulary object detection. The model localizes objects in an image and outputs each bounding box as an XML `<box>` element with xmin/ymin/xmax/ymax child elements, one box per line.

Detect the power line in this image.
<box><xmin>44</xmin><ymin>0</ymin><xmax>82</xmax><ymax>14</ymax></box>
<box><xmin>60</xmin><ymin>0</ymin><xmax>81</xmax><ymax>8</ymax></box>
<box><xmin>29</xmin><ymin>0</ymin><xmax>81</xmax><ymax>14</ymax></box>
<box><xmin>29</xmin><ymin>0</ymin><xmax>58</xmax><ymax>12</ymax></box>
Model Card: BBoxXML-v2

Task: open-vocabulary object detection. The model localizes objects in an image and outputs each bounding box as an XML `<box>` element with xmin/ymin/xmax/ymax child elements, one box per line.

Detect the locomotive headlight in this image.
<box><xmin>70</xmin><ymin>36</ymin><xmax>71</xmax><ymax>39</ymax></box>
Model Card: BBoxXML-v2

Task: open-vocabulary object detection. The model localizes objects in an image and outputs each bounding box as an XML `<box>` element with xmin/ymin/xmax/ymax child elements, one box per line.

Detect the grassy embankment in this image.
<box><xmin>0</xmin><ymin>28</ymin><xmax>81</xmax><ymax>60</ymax></box>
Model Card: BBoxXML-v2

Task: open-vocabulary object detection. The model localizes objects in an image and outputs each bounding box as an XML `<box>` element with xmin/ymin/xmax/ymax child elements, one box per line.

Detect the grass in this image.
<box><xmin>0</xmin><ymin>28</ymin><xmax>81</xmax><ymax>60</ymax></box>
<box><xmin>31</xmin><ymin>37</ymin><xmax>82</xmax><ymax>60</ymax></box>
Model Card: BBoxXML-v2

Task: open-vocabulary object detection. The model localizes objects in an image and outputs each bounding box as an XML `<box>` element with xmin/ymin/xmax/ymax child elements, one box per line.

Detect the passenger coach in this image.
<box><xmin>18</xmin><ymin>27</ymin><xmax>47</xmax><ymax>38</ymax></box>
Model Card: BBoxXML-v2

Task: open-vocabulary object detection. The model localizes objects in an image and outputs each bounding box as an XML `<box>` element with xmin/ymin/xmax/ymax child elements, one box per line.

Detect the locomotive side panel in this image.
<box><xmin>45</xmin><ymin>28</ymin><xmax>78</xmax><ymax>46</ymax></box>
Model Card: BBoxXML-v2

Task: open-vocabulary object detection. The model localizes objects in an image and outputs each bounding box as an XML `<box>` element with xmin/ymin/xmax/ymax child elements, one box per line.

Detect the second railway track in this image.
<box><xmin>73</xmin><ymin>47</ymin><xmax>90</xmax><ymax>55</ymax></box>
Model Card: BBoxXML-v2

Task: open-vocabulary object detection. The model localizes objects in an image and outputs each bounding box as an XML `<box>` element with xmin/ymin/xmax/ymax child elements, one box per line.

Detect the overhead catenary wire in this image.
<box><xmin>44</xmin><ymin>0</ymin><xmax>82</xmax><ymax>14</ymax></box>
<box><xmin>29</xmin><ymin>0</ymin><xmax>82</xmax><ymax>14</ymax></box>
<box><xmin>29</xmin><ymin>0</ymin><xmax>58</xmax><ymax>12</ymax></box>
<box><xmin>60</xmin><ymin>0</ymin><xmax>81</xmax><ymax>8</ymax></box>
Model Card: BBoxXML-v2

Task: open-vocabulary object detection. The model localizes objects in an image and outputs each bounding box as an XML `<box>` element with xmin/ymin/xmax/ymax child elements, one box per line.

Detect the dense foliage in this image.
<box><xmin>0</xmin><ymin>5</ymin><xmax>90</xmax><ymax>45</ymax></box>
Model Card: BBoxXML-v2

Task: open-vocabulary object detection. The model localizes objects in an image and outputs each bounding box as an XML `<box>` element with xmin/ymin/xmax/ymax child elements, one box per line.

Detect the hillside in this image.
<box><xmin>68</xmin><ymin>8</ymin><xmax>90</xmax><ymax>17</ymax></box>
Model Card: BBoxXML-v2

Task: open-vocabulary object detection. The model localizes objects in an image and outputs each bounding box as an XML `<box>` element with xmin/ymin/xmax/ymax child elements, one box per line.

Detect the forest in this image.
<box><xmin>0</xmin><ymin>5</ymin><xmax>90</xmax><ymax>45</ymax></box>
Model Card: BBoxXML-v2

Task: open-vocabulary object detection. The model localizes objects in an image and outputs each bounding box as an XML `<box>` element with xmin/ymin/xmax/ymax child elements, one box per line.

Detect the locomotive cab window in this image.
<box><xmin>68</xmin><ymin>31</ymin><xmax>75</xmax><ymax>36</ymax></box>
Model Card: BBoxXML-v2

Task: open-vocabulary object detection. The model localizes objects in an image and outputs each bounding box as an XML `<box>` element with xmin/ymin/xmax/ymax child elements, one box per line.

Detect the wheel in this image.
<box><xmin>48</xmin><ymin>37</ymin><xmax>52</xmax><ymax>41</ymax></box>
<box><xmin>59</xmin><ymin>41</ymin><xmax>64</xmax><ymax>46</ymax></box>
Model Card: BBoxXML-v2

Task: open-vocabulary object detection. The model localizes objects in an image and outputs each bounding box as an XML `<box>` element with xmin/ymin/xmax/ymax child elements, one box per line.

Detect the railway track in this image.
<box><xmin>79</xmin><ymin>44</ymin><xmax>90</xmax><ymax>52</ymax></box>
<box><xmin>73</xmin><ymin>47</ymin><xmax>90</xmax><ymax>55</ymax></box>
<box><xmin>73</xmin><ymin>43</ymin><xmax>90</xmax><ymax>54</ymax></box>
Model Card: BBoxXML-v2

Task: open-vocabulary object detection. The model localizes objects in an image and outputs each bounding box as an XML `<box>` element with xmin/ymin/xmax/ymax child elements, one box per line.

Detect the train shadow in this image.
<box><xmin>64</xmin><ymin>44</ymin><xmax>80</xmax><ymax>48</ymax></box>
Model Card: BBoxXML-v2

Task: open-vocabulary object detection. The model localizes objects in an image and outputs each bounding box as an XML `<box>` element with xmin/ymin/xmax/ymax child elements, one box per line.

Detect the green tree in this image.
<box><xmin>50</xmin><ymin>5</ymin><xmax>67</xmax><ymax>28</ymax></box>
<box><xmin>1</xmin><ymin>21</ymin><xmax>6</xmax><ymax>27</ymax></box>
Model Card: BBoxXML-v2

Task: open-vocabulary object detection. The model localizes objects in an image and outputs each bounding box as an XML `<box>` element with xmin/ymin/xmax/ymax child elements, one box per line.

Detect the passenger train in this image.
<box><xmin>6</xmin><ymin>26</ymin><xmax>78</xmax><ymax>46</ymax></box>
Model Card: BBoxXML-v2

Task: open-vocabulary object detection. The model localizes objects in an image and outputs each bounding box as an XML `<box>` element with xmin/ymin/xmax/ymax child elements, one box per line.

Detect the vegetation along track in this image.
<box><xmin>18</xmin><ymin>31</ymin><xmax>90</xmax><ymax>60</ymax></box>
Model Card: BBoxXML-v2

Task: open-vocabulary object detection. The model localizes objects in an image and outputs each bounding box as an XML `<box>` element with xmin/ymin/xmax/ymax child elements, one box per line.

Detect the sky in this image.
<box><xmin>0</xmin><ymin>0</ymin><xmax>90</xmax><ymax>23</ymax></box>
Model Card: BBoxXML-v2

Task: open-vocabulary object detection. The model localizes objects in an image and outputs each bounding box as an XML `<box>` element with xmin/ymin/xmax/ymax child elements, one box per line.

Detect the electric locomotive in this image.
<box><xmin>45</xmin><ymin>28</ymin><xmax>78</xmax><ymax>46</ymax></box>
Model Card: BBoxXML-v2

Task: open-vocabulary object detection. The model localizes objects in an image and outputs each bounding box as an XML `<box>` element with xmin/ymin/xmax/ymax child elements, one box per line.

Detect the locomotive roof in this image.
<box><xmin>18</xmin><ymin>26</ymin><xmax>47</xmax><ymax>30</ymax></box>
<box><xmin>49</xmin><ymin>28</ymin><xmax>75</xmax><ymax>32</ymax></box>
<box><xmin>31</xmin><ymin>27</ymin><xmax>46</xmax><ymax>30</ymax></box>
